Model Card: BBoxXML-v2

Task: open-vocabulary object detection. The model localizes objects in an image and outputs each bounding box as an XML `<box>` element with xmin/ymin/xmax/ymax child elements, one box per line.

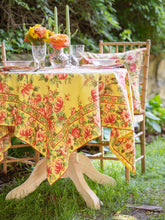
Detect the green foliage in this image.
<box><xmin>0</xmin><ymin>28</ymin><xmax>31</xmax><ymax>56</ymax></box>
<box><xmin>14</xmin><ymin>0</ymin><xmax>31</xmax><ymax>10</ymax></box>
<box><xmin>145</xmin><ymin>95</ymin><xmax>165</xmax><ymax>133</ymax></box>
<box><xmin>113</xmin><ymin>0</ymin><xmax>165</xmax><ymax>54</ymax></box>
<box><xmin>0</xmin><ymin>0</ymin><xmax>164</xmax><ymax>56</ymax></box>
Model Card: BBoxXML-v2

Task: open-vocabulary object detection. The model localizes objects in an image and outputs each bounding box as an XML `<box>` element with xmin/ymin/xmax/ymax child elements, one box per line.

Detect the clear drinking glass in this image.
<box><xmin>70</xmin><ymin>45</ymin><xmax>85</xmax><ymax>66</ymax></box>
<box><xmin>32</xmin><ymin>43</ymin><xmax>46</xmax><ymax>68</ymax></box>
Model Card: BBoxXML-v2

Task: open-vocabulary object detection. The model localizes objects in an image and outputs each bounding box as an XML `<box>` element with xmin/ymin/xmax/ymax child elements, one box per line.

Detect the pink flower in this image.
<box><xmin>61</xmin><ymin>144</ymin><xmax>68</xmax><ymax>156</ymax></box>
<box><xmin>44</xmin><ymin>103</ymin><xmax>52</xmax><ymax>118</ymax></box>
<box><xmin>57</xmin><ymin>73</ymin><xmax>68</xmax><ymax>80</ymax></box>
<box><xmin>71</xmin><ymin>107</ymin><xmax>76</xmax><ymax>115</ymax></box>
<box><xmin>129</xmin><ymin>63</ymin><xmax>137</xmax><ymax>72</ymax></box>
<box><xmin>121</xmin><ymin>110</ymin><xmax>130</xmax><ymax>123</ymax></box>
<box><xmin>34</xmin><ymin>26</ymin><xmax>47</xmax><ymax>38</ymax></box>
<box><xmin>91</xmin><ymin>89</ymin><xmax>99</xmax><ymax>102</ymax></box>
<box><xmin>99</xmin><ymin>82</ymin><xmax>105</xmax><ymax>96</ymax></box>
<box><xmin>43</xmin><ymin>97</ymin><xmax>48</xmax><ymax>103</ymax></box>
<box><xmin>67</xmin><ymin>133</ymin><xmax>74</xmax><ymax>147</ymax></box>
<box><xmin>84</xmin><ymin>126</ymin><xmax>92</xmax><ymax>139</ymax></box>
<box><xmin>124</xmin><ymin>140</ymin><xmax>134</xmax><ymax>153</ymax></box>
<box><xmin>93</xmin><ymin>114</ymin><xmax>100</xmax><ymax>126</ymax></box>
<box><xmin>53</xmin><ymin>97</ymin><xmax>63</xmax><ymax>113</ymax></box>
<box><xmin>125</xmin><ymin>54</ymin><xmax>136</xmax><ymax>64</ymax></box>
<box><xmin>35</xmin><ymin>94</ymin><xmax>42</xmax><ymax>102</ymax></box>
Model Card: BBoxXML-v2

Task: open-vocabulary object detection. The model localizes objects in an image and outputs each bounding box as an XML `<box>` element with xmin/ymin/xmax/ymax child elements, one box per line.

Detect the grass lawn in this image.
<box><xmin>0</xmin><ymin>137</ymin><xmax>165</xmax><ymax>220</ymax></box>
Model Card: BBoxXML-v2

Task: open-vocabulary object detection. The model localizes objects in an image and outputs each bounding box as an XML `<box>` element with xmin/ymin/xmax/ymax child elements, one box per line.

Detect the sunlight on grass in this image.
<box><xmin>0</xmin><ymin>138</ymin><xmax>165</xmax><ymax>220</ymax></box>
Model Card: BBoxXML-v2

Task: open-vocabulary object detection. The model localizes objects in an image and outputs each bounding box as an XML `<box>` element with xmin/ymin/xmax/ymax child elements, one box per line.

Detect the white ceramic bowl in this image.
<box><xmin>90</xmin><ymin>59</ymin><xmax>119</xmax><ymax>66</ymax></box>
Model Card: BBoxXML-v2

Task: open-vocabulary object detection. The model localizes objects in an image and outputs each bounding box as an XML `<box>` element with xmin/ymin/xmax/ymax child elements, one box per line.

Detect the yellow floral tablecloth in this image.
<box><xmin>0</xmin><ymin>67</ymin><xmax>135</xmax><ymax>185</ymax></box>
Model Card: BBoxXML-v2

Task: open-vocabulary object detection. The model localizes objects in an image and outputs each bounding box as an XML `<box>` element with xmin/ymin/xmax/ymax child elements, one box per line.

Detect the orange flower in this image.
<box><xmin>91</xmin><ymin>89</ymin><xmax>99</xmax><ymax>102</ymax></box>
<box><xmin>71</xmin><ymin>127</ymin><xmax>81</xmax><ymax>138</ymax></box>
<box><xmin>0</xmin><ymin>110</ymin><xmax>6</xmax><ymax>122</ymax></box>
<box><xmin>104</xmin><ymin>113</ymin><xmax>116</xmax><ymax>125</ymax></box>
<box><xmin>21</xmin><ymin>83</ymin><xmax>34</xmax><ymax>98</ymax></box>
<box><xmin>49</xmin><ymin>34</ymin><xmax>70</xmax><ymax>49</ymax></box>
<box><xmin>15</xmin><ymin>115</ymin><xmax>22</xmax><ymax>125</ymax></box>
<box><xmin>20</xmin><ymin>127</ymin><xmax>33</xmax><ymax>140</ymax></box>
<box><xmin>35</xmin><ymin>128</ymin><xmax>47</xmax><ymax>142</ymax></box>
<box><xmin>54</xmin><ymin>159</ymin><xmax>64</xmax><ymax>175</ymax></box>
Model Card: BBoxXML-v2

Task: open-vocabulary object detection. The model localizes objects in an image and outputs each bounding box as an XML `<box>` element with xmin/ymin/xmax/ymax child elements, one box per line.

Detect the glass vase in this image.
<box><xmin>49</xmin><ymin>47</ymin><xmax>68</xmax><ymax>68</ymax></box>
<box><xmin>32</xmin><ymin>42</ymin><xmax>46</xmax><ymax>68</ymax></box>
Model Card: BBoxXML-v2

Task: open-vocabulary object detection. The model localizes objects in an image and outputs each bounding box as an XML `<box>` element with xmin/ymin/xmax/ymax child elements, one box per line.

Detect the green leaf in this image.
<box><xmin>149</xmin><ymin>94</ymin><xmax>161</xmax><ymax>107</ymax></box>
<box><xmin>147</xmin><ymin>120</ymin><xmax>161</xmax><ymax>133</ymax></box>
<box><xmin>145</xmin><ymin>111</ymin><xmax>160</xmax><ymax>121</ymax></box>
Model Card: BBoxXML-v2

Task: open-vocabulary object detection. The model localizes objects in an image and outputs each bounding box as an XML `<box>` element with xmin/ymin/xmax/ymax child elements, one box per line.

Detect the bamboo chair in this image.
<box><xmin>0</xmin><ymin>42</ymin><xmax>6</xmax><ymax>66</ymax></box>
<box><xmin>0</xmin><ymin>42</ymin><xmax>40</xmax><ymax>173</ymax></box>
<box><xmin>86</xmin><ymin>39</ymin><xmax>151</xmax><ymax>181</ymax></box>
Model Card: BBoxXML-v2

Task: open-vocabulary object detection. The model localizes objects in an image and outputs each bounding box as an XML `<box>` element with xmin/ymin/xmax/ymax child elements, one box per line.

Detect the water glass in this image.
<box><xmin>70</xmin><ymin>45</ymin><xmax>85</xmax><ymax>66</ymax></box>
<box><xmin>32</xmin><ymin>43</ymin><xmax>46</xmax><ymax>68</ymax></box>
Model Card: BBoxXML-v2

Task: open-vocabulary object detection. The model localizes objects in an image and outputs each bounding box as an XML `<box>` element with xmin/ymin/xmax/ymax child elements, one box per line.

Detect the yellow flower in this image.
<box><xmin>28</xmin><ymin>27</ymin><xmax>35</xmax><ymax>36</ymax></box>
<box><xmin>33</xmin><ymin>33</ymin><xmax>39</xmax><ymax>39</ymax></box>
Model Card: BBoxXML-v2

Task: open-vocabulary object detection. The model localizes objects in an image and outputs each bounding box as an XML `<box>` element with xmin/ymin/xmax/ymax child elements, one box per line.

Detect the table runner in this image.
<box><xmin>0</xmin><ymin>68</ymin><xmax>135</xmax><ymax>185</ymax></box>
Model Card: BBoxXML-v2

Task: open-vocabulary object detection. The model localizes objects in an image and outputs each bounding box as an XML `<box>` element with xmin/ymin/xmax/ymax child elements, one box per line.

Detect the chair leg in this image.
<box><xmin>3</xmin><ymin>151</ymin><xmax>8</xmax><ymax>174</ymax></box>
<box><xmin>99</xmin><ymin>145</ymin><xmax>104</xmax><ymax>171</ymax></box>
<box><xmin>34</xmin><ymin>151</ymin><xmax>40</xmax><ymax>164</ymax></box>
<box><xmin>125</xmin><ymin>167</ymin><xmax>130</xmax><ymax>182</ymax></box>
<box><xmin>140</xmin><ymin>120</ymin><xmax>145</xmax><ymax>173</ymax></box>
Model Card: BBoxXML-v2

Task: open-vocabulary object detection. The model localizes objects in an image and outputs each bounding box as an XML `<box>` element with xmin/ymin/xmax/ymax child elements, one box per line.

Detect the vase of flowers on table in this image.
<box><xmin>48</xmin><ymin>33</ymin><xmax>70</xmax><ymax>68</ymax></box>
<box><xmin>24</xmin><ymin>24</ymin><xmax>51</xmax><ymax>68</ymax></box>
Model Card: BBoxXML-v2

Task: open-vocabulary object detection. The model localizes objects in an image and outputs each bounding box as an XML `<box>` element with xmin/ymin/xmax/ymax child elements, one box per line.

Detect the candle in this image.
<box><xmin>54</xmin><ymin>7</ymin><xmax>58</xmax><ymax>34</ymax></box>
<box><xmin>66</xmin><ymin>5</ymin><xmax>70</xmax><ymax>39</ymax></box>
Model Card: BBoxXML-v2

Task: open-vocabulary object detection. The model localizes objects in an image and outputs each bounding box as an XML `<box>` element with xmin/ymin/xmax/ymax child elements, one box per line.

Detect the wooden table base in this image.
<box><xmin>6</xmin><ymin>152</ymin><xmax>116</xmax><ymax>209</ymax></box>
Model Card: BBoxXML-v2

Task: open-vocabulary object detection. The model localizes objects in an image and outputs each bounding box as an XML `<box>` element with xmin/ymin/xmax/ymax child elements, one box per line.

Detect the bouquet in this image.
<box><xmin>24</xmin><ymin>24</ymin><xmax>52</xmax><ymax>45</ymax></box>
<box><xmin>48</xmin><ymin>34</ymin><xmax>70</xmax><ymax>49</ymax></box>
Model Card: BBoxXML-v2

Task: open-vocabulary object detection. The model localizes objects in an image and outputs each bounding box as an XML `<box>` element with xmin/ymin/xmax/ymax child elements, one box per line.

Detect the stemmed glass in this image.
<box><xmin>70</xmin><ymin>45</ymin><xmax>85</xmax><ymax>66</ymax></box>
<box><xmin>32</xmin><ymin>43</ymin><xmax>46</xmax><ymax>69</ymax></box>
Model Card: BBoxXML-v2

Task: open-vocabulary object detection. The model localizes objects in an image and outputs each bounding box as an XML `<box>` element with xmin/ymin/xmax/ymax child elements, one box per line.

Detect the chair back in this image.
<box><xmin>99</xmin><ymin>40</ymin><xmax>151</xmax><ymax>112</ymax></box>
<box><xmin>0</xmin><ymin>42</ymin><xmax>7</xmax><ymax>66</ymax></box>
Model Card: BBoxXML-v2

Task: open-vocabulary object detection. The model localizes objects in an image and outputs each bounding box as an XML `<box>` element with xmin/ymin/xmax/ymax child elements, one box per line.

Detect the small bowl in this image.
<box><xmin>4</xmin><ymin>60</ymin><xmax>32</xmax><ymax>67</ymax></box>
<box><xmin>90</xmin><ymin>59</ymin><xmax>119</xmax><ymax>66</ymax></box>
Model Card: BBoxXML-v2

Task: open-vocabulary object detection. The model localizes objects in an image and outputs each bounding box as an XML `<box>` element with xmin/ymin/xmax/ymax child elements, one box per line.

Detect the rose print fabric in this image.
<box><xmin>0</xmin><ymin>69</ymin><xmax>135</xmax><ymax>185</ymax></box>
<box><xmin>82</xmin><ymin>49</ymin><xmax>144</xmax><ymax>113</ymax></box>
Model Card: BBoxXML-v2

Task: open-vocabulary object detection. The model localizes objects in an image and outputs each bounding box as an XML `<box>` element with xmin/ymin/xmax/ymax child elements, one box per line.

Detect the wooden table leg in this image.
<box><xmin>6</xmin><ymin>153</ymin><xmax>116</xmax><ymax>210</ymax></box>
<box><xmin>6</xmin><ymin>158</ymin><xmax>47</xmax><ymax>200</ymax></box>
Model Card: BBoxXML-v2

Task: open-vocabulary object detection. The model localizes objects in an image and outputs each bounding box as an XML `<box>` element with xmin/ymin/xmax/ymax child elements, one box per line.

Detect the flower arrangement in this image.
<box><xmin>24</xmin><ymin>24</ymin><xmax>52</xmax><ymax>45</ymax></box>
<box><xmin>49</xmin><ymin>34</ymin><xmax>70</xmax><ymax>49</ymax></box>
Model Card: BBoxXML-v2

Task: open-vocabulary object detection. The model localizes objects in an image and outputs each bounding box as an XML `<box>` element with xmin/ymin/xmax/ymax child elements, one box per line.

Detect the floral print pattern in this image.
<box><xmin>0</xmin><ymin>69</ymin><xmax>135</xmax><ymax>184</ymax></box>
<box><xmin>83</xmin><ymin>48</ymin><xmax>144</xmax><ymax>113</ymax></box>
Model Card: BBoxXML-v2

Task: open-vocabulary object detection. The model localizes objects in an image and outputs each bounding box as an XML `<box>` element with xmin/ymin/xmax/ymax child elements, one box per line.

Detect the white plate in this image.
<box><xmin>3</xmin><ymin>60</ymin><xmax>33</xmax><ymax>67</ymax></box>
<box><xmin>90</xmin><ymin>58</ymin><xmax>119</xmax><ymax>66</ymax></box>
